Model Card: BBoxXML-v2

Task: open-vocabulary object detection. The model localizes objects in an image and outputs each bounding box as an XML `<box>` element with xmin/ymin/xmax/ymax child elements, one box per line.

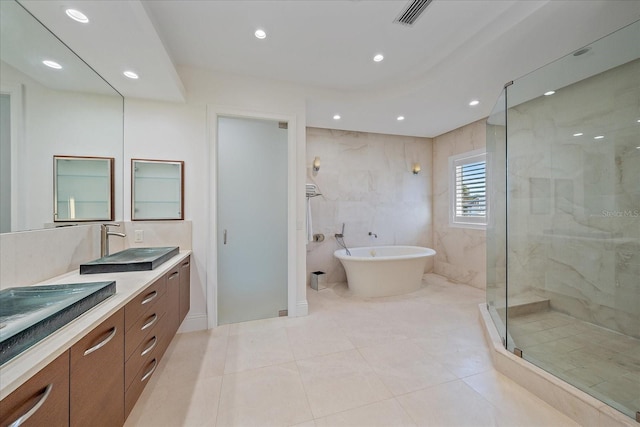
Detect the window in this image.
<box><xmin>449</xmin><ymin>149</ymin><xmax>487</xmax><ymax>228</ymax></box>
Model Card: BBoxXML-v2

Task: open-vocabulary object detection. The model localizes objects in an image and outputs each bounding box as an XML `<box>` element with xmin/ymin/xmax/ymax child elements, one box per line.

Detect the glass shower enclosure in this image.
<box><xmin>487</xmin><ymin>20</ymin><xmax>639</xmax><ymax>421</ymax></box>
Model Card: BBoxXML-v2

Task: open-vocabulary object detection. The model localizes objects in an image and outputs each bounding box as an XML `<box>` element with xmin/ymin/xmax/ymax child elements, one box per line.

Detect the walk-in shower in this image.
<box><xmin>486</xmin><ymin>20</ymin><xmax>639</xmax><ymax>422</ymax></box>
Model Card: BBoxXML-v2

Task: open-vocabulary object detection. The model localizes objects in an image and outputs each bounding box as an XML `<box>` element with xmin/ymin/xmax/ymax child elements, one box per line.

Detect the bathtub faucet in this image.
<box><xmin>368</xmin><ymin>232</ymin><xmax>377</xmax><ymax>238</ymax></box>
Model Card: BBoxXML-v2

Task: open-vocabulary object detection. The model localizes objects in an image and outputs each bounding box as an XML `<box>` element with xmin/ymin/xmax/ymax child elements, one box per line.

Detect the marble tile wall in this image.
<box><xmin>433</xmin><ymin>119</ymin><xmax>487</xmax><ymax>289</ymax></box>
<box><xmin>506</xmin><ymin>59</ymin><xmax>639</xmax><ymax>337</ymax></box>
<box><xmin>305</xmin><ymin>127</ymin><xmax>432</xmax><ymax>285</ymax></box>
<box><xmin>0</xmin><ymin>221</ymin><xmax>192</xmax><ymax>290</ymax></box>
<box><xmin>0</xmin><ymin>224</ymin><xmax>101</xmax><ymax>289</ymax></box>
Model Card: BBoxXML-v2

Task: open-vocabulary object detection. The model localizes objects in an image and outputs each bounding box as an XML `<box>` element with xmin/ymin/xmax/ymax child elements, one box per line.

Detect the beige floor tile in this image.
<box><xmin>297</xmin><ymin>349</ymin><xmax>392</xmax><ymax>418</ymax></box>
<box><xmin>125</xmin><ymin>375</ymin><xmax>223</xmax><ymax>427</ymax></box>
<box><xmin>224</xmin><ymin>327</ymin><xmax>294</xmax><ymax>374</ymax></box>
<box><xmin>216</xmin><ymin>362</ymin><xmax>313</xmax><ymax>427</ymax></box>
<box><xmin>463</xmin><ymin>370</ymin><xmax>580</xmax><ymax>427</ymax></box>
<box><xmin>286</xmin><ymin>318</ymin><xmax>355</xmax><ymax>360</ymax></box>
<box><xmin>314</xmin><ymin>398</ymin><xmax>416</xmax><ymax>427</ymax></box>
<box><xmin>126</xmin><ymin>274</ymin><xmax>631</xmax><ymax>426</ymax></box>
<box><xmin>397</xmin><ymin>380</ymin><xmax>498</xmax><ymax>426</ymax></box>
<box><xmin>358</xmin><ymin>339</ymin><xmax>457</xmax><ymax>395</ymax></box>
<box><xmin>152</xmin><ymin>330</ymin><xmax>228</xmax><ymax>388</ymax></box>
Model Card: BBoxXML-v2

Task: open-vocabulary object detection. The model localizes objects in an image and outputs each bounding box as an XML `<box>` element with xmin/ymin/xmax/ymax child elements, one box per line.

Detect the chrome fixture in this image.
<box><xmin>368</xmin><ymin>232</ymin><xmax>378</xmax><ymax>238</ymax></box>
<box><xmin>100</xmin><ymin>223</ymin><xmax>126</xmax><ymax>257</ymax></box>
<box><xmin>335</xmin><ymin>223</ymin><xmax>351</xmax><ymax>256</ymax></box>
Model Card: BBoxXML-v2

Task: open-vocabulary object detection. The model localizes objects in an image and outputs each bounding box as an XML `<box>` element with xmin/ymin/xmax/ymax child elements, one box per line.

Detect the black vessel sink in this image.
<box><xmin>0</xmin><ymin>281</ymin><xmax>116</xmax><ymax>365</ymax></box>
<box><xmin>80</xmin><ymin>246</ymin><xmax>179</xmax><ymax>274</ymax></box>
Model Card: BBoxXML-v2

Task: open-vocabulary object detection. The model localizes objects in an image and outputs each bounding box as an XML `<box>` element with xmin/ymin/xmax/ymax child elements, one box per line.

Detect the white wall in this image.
<box><xmin>124</xmin><ymin>66</ymin><xmax>309</xmax><ymax>328</ymax></box>
<box><xmin>306</xmin><ymin>127</ymin><xmax>433</xmax><ymax>284</ymax></box>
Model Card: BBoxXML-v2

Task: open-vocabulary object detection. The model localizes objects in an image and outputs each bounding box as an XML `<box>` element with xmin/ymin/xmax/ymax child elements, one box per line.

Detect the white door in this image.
<box><xmin>217</xmin><ymin>116</ymin><xmax>288</xmax><ymax>324</ymax></box>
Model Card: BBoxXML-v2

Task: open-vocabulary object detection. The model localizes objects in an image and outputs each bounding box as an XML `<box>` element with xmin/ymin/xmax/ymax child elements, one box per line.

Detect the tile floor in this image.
<box><xmin>125</xmin><ymin>274</ymin><xmax>580</xmax><ymax>427</ymax></box>
<box><xmin>508</xmin><ymin>309</ymin><xmax>640</xmax><ymax>418</ymax></box>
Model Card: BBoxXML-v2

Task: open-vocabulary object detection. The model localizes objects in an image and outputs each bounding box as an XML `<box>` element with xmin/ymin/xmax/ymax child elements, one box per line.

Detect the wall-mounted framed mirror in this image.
<box><xmin>132</xmin><ymin>159</ymin><xmax>184</xmax><ymax>221</ymax></box>
<box><xmin>54</xmin><ymin>156</ymin><xmax>114</xmax><ymax>222</ymax></box>
<box><xmin>0</xmin><ymin>0</ymin><xmax>123</xmax><ymax>233</ymax></box>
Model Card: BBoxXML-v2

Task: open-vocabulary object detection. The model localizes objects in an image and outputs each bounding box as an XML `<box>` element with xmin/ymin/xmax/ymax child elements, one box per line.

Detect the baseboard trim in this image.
<box><xmin>178</xmin><ymin>313</ymin><xmax>208</xmax><ymax>333</ymax></box>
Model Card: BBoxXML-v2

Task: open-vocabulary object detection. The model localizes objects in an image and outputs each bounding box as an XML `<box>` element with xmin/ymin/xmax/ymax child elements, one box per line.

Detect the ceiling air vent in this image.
<box><xmin>394</xmin><ymin>0</ymin><xmax>433</xmax><ymax>27</ymax></box>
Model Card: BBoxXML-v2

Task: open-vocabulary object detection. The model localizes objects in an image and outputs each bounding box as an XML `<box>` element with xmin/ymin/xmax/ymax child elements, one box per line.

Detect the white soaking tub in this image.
<box><xmin>334</xmin><ymin>246</ymin><xmax>436</xmax><ymax>297</ymax></box>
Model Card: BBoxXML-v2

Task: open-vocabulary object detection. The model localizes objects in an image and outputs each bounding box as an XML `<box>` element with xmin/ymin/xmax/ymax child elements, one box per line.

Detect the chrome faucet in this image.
<box><xmin>101</xmin><ymin>223</ymin><xmax>126</xmax><ymax>257</ymax></box>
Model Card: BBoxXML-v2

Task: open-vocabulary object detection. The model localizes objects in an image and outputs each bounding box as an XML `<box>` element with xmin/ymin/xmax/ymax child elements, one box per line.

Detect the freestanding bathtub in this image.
<box><xmin>334</xmin><ymin>246</ymin><xmax>436</xmax><ymax>297</ymax></box>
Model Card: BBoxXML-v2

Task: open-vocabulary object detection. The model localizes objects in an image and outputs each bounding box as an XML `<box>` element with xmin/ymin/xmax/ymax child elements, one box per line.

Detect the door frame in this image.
<box><xmin>207</xmin><ymin>106</ymin><xmax>297</xmax><ymax>328</ymax></box>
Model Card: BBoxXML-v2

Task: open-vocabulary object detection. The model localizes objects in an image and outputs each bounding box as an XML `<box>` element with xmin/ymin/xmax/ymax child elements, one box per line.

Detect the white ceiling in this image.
<box><xmin>19</xmin><ymin>0</ymin><xmax>640</xmax><ymax>137</ymax></box>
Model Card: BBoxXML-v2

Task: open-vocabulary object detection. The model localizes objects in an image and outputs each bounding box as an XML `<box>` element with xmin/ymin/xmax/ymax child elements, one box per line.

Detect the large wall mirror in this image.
<box><xmin>0</xmin><ymin>0</ymin><xmax>123</xmax><ymax>233</ymax></box>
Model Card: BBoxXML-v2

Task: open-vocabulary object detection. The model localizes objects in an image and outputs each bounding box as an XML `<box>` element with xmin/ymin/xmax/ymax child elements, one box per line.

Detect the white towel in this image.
<box><xmin>306</xmin><ymin>196</ymin><xmax>313</xmax><ymax>243</ymax></box>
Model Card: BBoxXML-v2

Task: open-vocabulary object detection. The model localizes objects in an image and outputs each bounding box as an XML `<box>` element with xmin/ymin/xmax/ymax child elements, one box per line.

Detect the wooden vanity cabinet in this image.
<box><xmin>0</xmin><ymin>351</ymin><xmax>70</xmax><ymax>427</ymax></box>
<box><xmin>179</xmin><ymin>256</ymin><xmax>191</xmax><ymax>324</ymax></box>
<box><xmin>166</xmin><ymin>266</ymin><xmax>181</xmax><ymax>337</ymax></box>
<box><xmin>1</xmin><ymin>255</ymin><xmax>190</xmax><ymax>427</ymax></box>
<box><xmin>70</xmin><ymin>308</ymin><xmax>124</xmax><ymax>427</ymax></box>
<box><xmin>123</xmin><ymin>275</ymin><xmax>168</xmax><ymax>418</ymax></box>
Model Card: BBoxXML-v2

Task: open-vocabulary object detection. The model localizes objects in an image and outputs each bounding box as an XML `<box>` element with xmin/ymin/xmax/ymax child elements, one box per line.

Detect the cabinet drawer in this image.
<box><xmin>125</xmin><ymin>291</ymin><xmax>167</xmax><ymax>361</ymax></box>
<box><xmin>124</xmin><ymin>344</ymin><xmax>163</xmax><ymax>418</ymax></box>
<box><xmin>125</xmin><ymin>276</ymin><xmax>167</xmax><ymax>332</ymax></box>
<box><xmin>70</xmin><ymin>308</ymin><xmax>124</xmax><ymax>427</ymax></box>
<box><xmin>0</xmin><ymin>351</ymin><xmax>69</xmax><ymax>427</ymax></box>
<box><xmin>125</xmin><ymin>313</ymin><xmax>165</xmax><ymax>391</ymax></box>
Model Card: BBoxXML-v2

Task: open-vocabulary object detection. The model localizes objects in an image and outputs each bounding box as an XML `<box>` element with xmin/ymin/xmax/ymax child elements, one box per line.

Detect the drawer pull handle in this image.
<box><xmin>8</xmin><ymin>383</ymin><xmax>53</xmax><ymax>427</ymax></box>
<box><xmin>182</xmin><ymin>261</ymin><xmax>190</xmax><ymax>267</ymax></box>
<box><xmin>168</xmin><ymin>272</ymin><xmax>179</xmax><ymax>280</ymax></box>
<box><xmin>141</xmin><ymin>336</ymin><xmax>158</xmax><ymax>357</ymax></box>
<box><xmin>141</xmin><ymin>290</ymin><xmax>158</xmax><ymax>305</ymax></box>
<box><xmin>141</xmin><ymin>359</ymin><xmax>157</xmax><ymax>382</ymax></box>
<box><xmin>84</xmin><ymin>327</ymin><xmax>117</xmax><ymax>356</ymax></box>
<box><xmin>141</xmin><ymin>313</ymin><xmax>158</xmax><ymax>331</ymax></box>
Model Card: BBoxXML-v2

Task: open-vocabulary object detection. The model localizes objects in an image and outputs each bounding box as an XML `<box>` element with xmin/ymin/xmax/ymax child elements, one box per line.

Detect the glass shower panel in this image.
<box><xmin>502</xmin><ymin>20</ymin><xmax>640</xmax><ymax>420</ymax></box>
<box><xmin>485</xmin><ymin>88</ymin><xmax>508</xmax><ymax>347</ymax></box>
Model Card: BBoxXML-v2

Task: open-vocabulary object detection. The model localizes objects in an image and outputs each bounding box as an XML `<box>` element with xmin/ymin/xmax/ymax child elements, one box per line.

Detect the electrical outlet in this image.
<box><xmin>134</xmin><ymin>230</ymin><xmax>144</xmax><ymax>243</ymax></box>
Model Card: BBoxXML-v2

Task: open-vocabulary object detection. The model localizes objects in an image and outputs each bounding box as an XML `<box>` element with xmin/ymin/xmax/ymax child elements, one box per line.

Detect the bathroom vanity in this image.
<box><xmin>0</xmin><ymin>252</ymin><xmax>191</xmax><ymax>427</ymax></box>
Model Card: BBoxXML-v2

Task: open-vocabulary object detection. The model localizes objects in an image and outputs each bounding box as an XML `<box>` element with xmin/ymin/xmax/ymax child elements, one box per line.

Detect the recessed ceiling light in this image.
<box><xmin>544</xmin><ymin>90</ymin><xmax>556</xmax><ymax>96</ymax></box>
<box><xmin>123</xmin><ymin>71</ymin><xmax>139</xmax><ymax>79</ymax></box>
<box><xmin>373</xmin><ymin>54</ymin><xmax>384</xmax><ymax>62</ymax></box>
<box><xmin>469</xmin><ymin>100</ymin><xmax>480</xmax><ymax>106</ymax></box>
<box><xmin>594</xmin><ymin>135</ymin><xmax>604</xmax><ymax>140</ymax></box>
<box><xmin>42</xmin><ymin>60</ymin><xmax>62</xmax><ymax>69</ymax></box>
<box><xmin>65</xmin><ymin>9</ymin><xmax>89</xmax><ymax>23</ymax></box>
<box><xmin>397</xmin><ymin>116</ymin><xmax>405</xmax><ymax>121</ymax></box>
<box><xmin>573</xmin><ymin>133</ymin><xmax>583</xmax><ymax>137</ymax></box>
<box><xmin>333</xmin><ymin>114</ymin><xmax>341</xmax><ymax>120</ymax></box>
<box><xmin>637</xmin><ymin>119</ymin><xmax>640</xmax><ymax>123</ymax></box>
<box><xmin>255</xmin><ymin>29</ymin><xmax>266</xmax><ymax>39</ymax></box>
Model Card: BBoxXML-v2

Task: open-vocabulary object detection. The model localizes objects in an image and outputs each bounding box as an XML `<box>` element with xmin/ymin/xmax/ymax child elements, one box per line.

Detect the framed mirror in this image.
<box><xmin>132</xmin><ymin>159</ymin><xmax>184</xmax><ymax>221</ymax></box>
<box><xmin>54</xmin><ymin>156</ymin><xmax>114</xmax><ymax>222</ymax></box>
<box><xmin>0</xmin><ymin>0</ymin><xmax>123</xmax><ymax>233</ymax></box>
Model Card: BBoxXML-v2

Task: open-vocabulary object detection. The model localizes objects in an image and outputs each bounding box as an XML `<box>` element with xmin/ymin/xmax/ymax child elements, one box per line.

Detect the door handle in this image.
<box><xmin>223</xmin><ymin>229</ymin><xmax>227</xmax><ymax>245</ymax></box>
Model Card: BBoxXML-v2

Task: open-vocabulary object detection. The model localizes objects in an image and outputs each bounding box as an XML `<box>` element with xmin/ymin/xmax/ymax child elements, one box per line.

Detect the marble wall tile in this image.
<box><xmin>0</xmin><ymin>221</ymin><xmax>192</xmax><ymax>290</ymax></box>
<box><xmin>433</xmin><ymin>119</ymin><xmax>487</xmax><ymax>289</ymax></box>
<box><xmin>0</xmin><ymin>224</ymin><xmax>101</xmax><ymax>289</ymax></box>
<box><xmin>305</xmin><ymin>128</ymin><xmax>432</xmax><ymax>285</ymax></box>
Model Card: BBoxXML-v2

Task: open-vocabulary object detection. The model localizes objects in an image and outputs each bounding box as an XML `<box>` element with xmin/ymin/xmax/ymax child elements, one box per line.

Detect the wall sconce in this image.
<box><xmin>412</xmin><ymin>163</ymin><xmax>421</xmax><ymax>175</ymax></box>
<box><xmin>312</xmin><ymin>157</ymin><xmax>321</xmax><ymax>173</ymax></box>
